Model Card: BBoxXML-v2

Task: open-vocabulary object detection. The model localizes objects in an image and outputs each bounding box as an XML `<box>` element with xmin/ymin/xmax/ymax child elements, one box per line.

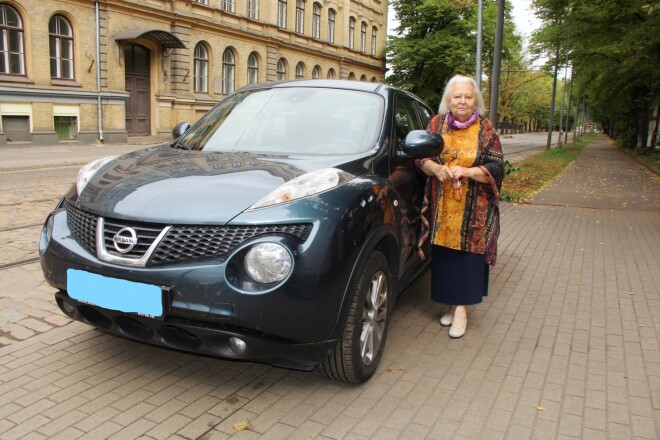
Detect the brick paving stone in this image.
<box><xmin>0</xmin><ymin>136</ymin><xmax>659</xmax><ymax>438</ymax></box>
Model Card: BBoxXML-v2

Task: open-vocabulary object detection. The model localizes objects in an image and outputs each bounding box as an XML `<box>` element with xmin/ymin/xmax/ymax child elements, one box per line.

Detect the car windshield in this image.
<box><xmin>178</xmin><ymin>87</ymin><xmax>383</xmax><ymax>154</ymax></box>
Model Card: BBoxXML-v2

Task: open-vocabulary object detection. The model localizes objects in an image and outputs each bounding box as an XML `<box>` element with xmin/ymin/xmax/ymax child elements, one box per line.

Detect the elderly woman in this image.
<box><xmin>417</xmin><ymin>74</ymin><xmax>504</xmax><ymax>338</ymax></box>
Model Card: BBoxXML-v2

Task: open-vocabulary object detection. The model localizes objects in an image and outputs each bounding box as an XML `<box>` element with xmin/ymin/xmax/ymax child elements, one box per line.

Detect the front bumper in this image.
<box><xmin>55</xmin><ymin>292</ymin><xmax>335</xmax><ymax>370</ymax></box>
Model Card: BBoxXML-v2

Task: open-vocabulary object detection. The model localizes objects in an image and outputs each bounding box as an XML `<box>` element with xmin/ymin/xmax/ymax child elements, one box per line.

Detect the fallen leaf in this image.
<box><xmin>234</xmin><ymin>421</ymin><xmax>252</xmax><ymax>431</ymax></box>
<box><xmin>387</xmin><ymin>368</ymin><xmax>393</xmax><ymax>372</ymax></box>
<box><xmin>536</xmin><ymin>406</ymin><xmax>548</xmax><ymax>412</ymax></box>
<box><xmin>638</xmin><ymin>324</ymin><xmax>645</xmax><ymax>328</ymax></box>
<box><xmin>628</xmin><ymin>291</ymin><xmax>635</xmax><ymax>295</ymax></box>
<box><xmin>396</xmin><ymin>367</ymin><xmax>405</xmax><ymax>372</ymax></box>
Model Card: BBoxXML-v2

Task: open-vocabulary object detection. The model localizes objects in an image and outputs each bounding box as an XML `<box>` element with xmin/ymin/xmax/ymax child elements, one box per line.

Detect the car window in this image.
<box><xmin>393</xmin><ymin>96</ymin><xmax>423</xmax><ymax>149</ymax></box>
<box><xmin>178</xmin><ymin>88</ymin><xmax>384</xmax><ymax>154</ymax></box>
<box><xmin>415</xmin><ymin>102</ymin><xmax>434</xmax><ymax>129</ymax></box>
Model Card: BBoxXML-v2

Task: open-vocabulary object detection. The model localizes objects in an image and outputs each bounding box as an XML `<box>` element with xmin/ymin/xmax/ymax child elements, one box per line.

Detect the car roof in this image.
<box><xmin>234</xmin><ymin>80</ymin><xmax>430</xmax><ymax>108</ymax></box>
<box><xmin>237</xmin><ymin>79</ymin><xmax>405</xmax><ymax>95</ymax></box>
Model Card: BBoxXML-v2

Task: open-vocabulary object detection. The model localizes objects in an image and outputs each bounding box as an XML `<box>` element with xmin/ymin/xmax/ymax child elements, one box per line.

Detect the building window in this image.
<box><xmin>247</xmin><ymin>0</ymin><xmax>259</xmax><ymax>20</ymax></box>
<box><xmin>327</xmin><ymin>9</ymin><xmax>335</xmax><ymax>44</ymax></box>
<box><xmin>277</xmin><ymin>58</ymin><xmax>286</xmax><ymax>80</ymax></box>
<box><xmin>192</xmin><ymin>0</ymin><xmax>208</xmax><ymax>4</ymax></box>
<box><xmin>278</xmin><ymin>0</ymin><xmax>287</xmax><ymax>29</ymax></box>
<box><xmin>54</xmin><ymin>116</ymin><xmax>77</xmax><ymax>140</ymax></box>
<box><xmin>295</xmin><ymin>0</ymin><xmax>304</xmax><ymax>34</ymax></box>
<box><xmin>370</xmin><ymin>76</ymin><xmax>377</xmax><ymax>83</ymax></box>
<box><xmin>371</xmin><ymin>27</ymin><xmax>378</xmax><ymax>56</ymax></box>
<box><xmin>312</xmin><ymin>65</ymin><xmax>320</xmax><ymax>79</ymax></box>
<box><xmin>295</xmin><ymin>62</ymin><xmax>304</xmax><ymax>79</ymax></box>
<box><xmin>222</xmin><ymin>48</ymin><xmax>235</xmax><ymax>94</ymax></box>
<box><xmin>326</xmin><ymin>68</ymin><xmax>335</xmax><ymax>79</ymax></box>
<box><xmin>348</xmin><ymin>17</ymin><xmax>355</xmax><ymax>50</ymax></box>
<box><xmin>312</xmin><ymin>3</ymin><xmax>321</xmax><ymax>39</ymax></box>
<box><xmin>49</xmin><ymin>15</ymin><xmax>73</xmax><ymax>80</ymax></box>
<box><xmin>360</xmin><ymin>74</ymin><xmax>367</xmax><ymax>82</ymax></box>
<box><xmin>348</xmin><ymin>72</ymin><xmax>355</xmax><ymax>80</ymax></box>
<box><xmin>360</xmin><ymin>22</ymin><xmax>366</xmax><ymax>53</ymax></box>
<box><xmin>222</xmin><ymin>0</ymin><xmax>235</xmax><ymax>13</ymax></box>
<box><xmin>247</xmin><ymin>52</ymin><xmax>258</xmax><ymax>85</ymax></box>
<box><xmin>0</xmin><ymin>4</ymin><xmax>25</xmax><ymax>75</ymax></box>
<box><xmin>194</xmin><ymin>43</ymin><xmax>209</xmax><ymax>93</ymax></box>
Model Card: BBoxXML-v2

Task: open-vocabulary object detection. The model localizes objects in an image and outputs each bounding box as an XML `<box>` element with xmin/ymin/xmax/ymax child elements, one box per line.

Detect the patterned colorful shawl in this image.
<box><xmin>417</xmin><ymin>113</ymin><xmax>505</xmax><ymax>265</ymax></box>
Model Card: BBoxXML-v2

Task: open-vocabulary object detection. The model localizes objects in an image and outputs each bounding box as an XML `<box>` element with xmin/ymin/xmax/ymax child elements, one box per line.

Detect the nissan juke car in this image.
<box><xmin>39</xmin><ymin>80</ymin><xmax>442</xmax><ymax>383</ymax></box>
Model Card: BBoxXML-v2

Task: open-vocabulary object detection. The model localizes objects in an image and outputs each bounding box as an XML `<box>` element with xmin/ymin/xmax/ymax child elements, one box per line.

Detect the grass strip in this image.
<box><xmin>501</xmin><ymin>134</ymin><xmax>595</xmax><ymax>202</ymax></box>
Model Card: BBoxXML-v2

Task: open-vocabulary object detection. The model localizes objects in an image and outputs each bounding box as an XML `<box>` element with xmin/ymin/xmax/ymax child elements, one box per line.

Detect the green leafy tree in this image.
<box><xmin>387</xmin><ymin>0</ymin><xmax>523</xmax><ymax>115</ymax></box>
<box><xmin>531</xmin><ymin>0</ymin><xmax>660</xmax><ymax>147</ymax></box>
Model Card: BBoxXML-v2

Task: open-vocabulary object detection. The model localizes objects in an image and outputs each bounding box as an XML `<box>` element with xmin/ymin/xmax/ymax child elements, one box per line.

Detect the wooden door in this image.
<box><xmin>124</xmin><ymin>44</ymin><xmax>151</xmax><ymax>136</ymax></box>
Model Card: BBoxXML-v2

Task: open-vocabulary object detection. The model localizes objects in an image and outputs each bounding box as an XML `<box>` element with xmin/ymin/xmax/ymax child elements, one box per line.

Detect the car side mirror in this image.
<box><xmin>403</xmin><ymin>130</ymin><xmax>444</xmax><ymax>158</ymax></box>
<box><xmin>172</xmin><ymin>122</ymin><xmax>191</xmax><ymax>139</ymax></box>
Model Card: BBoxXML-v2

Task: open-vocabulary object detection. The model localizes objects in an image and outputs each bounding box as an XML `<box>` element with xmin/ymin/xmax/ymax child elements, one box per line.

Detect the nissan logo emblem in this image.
<box><xmin>112</xmin><ymin>227</ymin><xmax>138</xmax><ymax>253</ymax></box>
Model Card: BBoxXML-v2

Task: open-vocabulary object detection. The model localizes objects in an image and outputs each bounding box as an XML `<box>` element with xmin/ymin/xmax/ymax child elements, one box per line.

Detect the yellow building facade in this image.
<box><xmin>0</xmin><ymin>0</ymin><xmax>388</xmax><ymax>145</ymax></box>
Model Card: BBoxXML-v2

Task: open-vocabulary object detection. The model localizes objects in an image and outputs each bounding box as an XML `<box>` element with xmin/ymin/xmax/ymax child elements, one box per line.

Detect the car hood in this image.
<box><xmin>74</xmin><ymin>145</ymin><xmax>369</xmax><ymax>224</ymax></box>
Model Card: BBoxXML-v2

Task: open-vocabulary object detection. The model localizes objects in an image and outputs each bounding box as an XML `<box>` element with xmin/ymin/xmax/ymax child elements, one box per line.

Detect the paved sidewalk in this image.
<box><xmin>0</xmin><ymin>135</ymin><xmax>659</xmax><ymax>439</ymax></box>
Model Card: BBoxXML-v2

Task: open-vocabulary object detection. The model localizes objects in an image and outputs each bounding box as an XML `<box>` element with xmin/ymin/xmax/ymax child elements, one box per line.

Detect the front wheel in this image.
<box><xmin>317</xmin><ymin>251</ymin><xmax>392</xmax><ymax>383</ymax></box>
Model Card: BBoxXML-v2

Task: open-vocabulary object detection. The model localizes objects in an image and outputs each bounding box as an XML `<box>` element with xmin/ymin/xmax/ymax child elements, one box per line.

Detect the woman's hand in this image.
<box><xmin>449</xmin><ymin>165</ymin><xmax>488</xmax><ymax>183</ymax></box>
<box><xmin>421</xmin><ymin>160</ymin><xmax>454</xmax><ymax>182</ymax></box>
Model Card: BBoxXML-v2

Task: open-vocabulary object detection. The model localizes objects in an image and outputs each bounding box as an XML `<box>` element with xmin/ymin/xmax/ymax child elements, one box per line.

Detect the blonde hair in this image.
<box><xmin>438</xmin><ymin>75</ymin><xmax>486</xmax><ymax>116</ymax></box>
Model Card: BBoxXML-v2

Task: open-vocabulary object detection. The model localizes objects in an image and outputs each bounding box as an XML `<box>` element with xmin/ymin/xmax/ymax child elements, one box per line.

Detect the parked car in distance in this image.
<box><xmin>39</xmin><ymin>80</ymin><xmax>443</xmax><ymax>383</ymax></box>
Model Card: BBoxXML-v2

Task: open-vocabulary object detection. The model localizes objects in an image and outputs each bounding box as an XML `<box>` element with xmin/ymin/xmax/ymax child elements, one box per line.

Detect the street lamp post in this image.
<box><xmin>489</xmin><ymin>0</ymin><xmax>505</xmax><ymax>128</ymax></box>
<box><xmin>546</xmin><ymin>41</ymin><xmax>560</xmax><ymax>149</ymax></box>
<box><xmin>476</xmin><ymin>0</ymin><xmax>483</xmax><ymax>89</ymax></box>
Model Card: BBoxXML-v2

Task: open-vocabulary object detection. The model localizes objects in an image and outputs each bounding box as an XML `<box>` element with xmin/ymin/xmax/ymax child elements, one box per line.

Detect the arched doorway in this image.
<box><xmin>124</xmin><ymin>44</ymin><xmax>151</xmax><ymax>136</ymax></box>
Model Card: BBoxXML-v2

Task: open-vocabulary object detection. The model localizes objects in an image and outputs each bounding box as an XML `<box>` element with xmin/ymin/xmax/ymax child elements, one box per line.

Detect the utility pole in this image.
<box><xmin>546</xmin><ymin>41</ymin><xmax>560</xmax><ymax>149</ymax></box>
<box><xmin>476</xmin><ymin>0</ymin><xmax>483</xmax><ymax>89</ymax></box>
<box><xmin>489</xmin><ymin>0</ymin><xmax>505</xmax><ymax>128</ymax></box>
<box><xmin>565</xmin><ymin>65</ymin><xmax>574</xmax><ymax>144</ymax></box>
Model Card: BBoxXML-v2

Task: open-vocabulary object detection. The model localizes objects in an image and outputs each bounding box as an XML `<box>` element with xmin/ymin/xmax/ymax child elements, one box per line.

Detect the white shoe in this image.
<box><xmin>449</xmin><ymin>323</ymin><xmax>466</xmax><ymax>339</ymax></box>
<box><xmin>440</xmin><ymin>314</ymin><xmax>453</xmax><ymax>326</ymax></box>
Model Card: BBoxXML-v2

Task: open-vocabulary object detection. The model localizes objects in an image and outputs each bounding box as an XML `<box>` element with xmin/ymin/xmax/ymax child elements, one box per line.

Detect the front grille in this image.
<box><xmin>103</xmin><ymin>219</ymin><xmax>164</xmax><ymax>259</ymax></box>
<box><xmin>65</xmin><ymin>201</ymin><xmax>96</xmax><ymax>254</ymax></box>
<box><xmin>64</xmin><ymin>201</ymin><xmax>312</xmax><ymax>266</ymax></box>
<box><xmin>150</xmin><ymin>224</ymin><xmax>313</xmax><ymax>265</ymax></box>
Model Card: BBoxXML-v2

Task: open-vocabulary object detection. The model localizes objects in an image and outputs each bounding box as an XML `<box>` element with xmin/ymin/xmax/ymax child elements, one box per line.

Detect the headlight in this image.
<box><xmin>39</xmin><ymin>214</ymin><xmax>55</xmax><ymax>255</ymax></box>
<box><xmin>244</xmin><ymin>243</ymin><xmax>292</xmax><ymax>284</ymax></box>
<box><xmin>76</xmin><ymin>156</ymin><xmax>117</xmax><ymax>195</ymax></box>
<box><xmin>248</xmin><ymin>168</ymin><xmax>354</xmax><ymax>210</ymax></box>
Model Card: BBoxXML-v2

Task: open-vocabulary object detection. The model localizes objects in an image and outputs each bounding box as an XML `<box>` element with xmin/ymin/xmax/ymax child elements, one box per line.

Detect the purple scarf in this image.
<box><xmin>446</xmin><ymin>110</ymin><xmax>479</xmax><ymax>129</ymax></box>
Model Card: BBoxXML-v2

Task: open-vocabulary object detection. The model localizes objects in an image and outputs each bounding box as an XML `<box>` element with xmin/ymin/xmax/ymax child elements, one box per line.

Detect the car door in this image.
<box><xmin>389</xmin><ymin>94</ymin><xmax>429</xmax><ymax>275</ymax></box>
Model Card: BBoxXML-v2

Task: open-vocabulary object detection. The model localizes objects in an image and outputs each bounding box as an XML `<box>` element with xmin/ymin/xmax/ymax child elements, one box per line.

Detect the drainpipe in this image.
<box><xmin>95</xmin><ymin>1</ymin><xmax>104</xmax><ymax>142</ymax></box>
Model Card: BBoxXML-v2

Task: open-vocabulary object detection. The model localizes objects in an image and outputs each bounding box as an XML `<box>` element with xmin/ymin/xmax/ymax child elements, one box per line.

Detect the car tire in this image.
<box><xmin>317</xmin><ymin>251</ymin><xmax>392</xmax><ymax>384</ymax></box>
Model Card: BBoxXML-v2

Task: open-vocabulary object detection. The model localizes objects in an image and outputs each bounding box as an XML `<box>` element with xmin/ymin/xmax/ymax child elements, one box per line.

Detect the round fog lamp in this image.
<box><xmin>244</xmin><ymin>243</ymin><xmax>292</xmax><ymax>284</ymax></box>
<box><xmin>229</xmin><ymin>337</ymin><xmax>248</xmax><ymax>355</ymax></box>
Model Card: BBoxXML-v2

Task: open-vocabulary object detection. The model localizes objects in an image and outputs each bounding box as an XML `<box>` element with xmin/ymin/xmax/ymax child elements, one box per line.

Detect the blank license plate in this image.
<box><xmin>67</xmin><ymin>269</ymin><xmax>163</xmax><ymax>318</ymax></box>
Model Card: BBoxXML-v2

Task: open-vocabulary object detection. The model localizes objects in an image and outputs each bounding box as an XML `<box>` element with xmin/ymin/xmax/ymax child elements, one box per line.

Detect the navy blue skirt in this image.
<box><xmin>431</xmin><ymin>245</ymin><xmax>489</xmax><ymax>305</ymax></box>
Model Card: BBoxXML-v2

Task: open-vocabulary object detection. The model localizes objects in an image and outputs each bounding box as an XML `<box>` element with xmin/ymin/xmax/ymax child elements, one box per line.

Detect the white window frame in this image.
<box><xmin>312</xmin><ymin>3</ymin><xmax>321</xmax><ymax>39</ymax></box>
<box><xmin>327</xmin><ymin>9</ymin><xmax>335</xmax><ymax>44</ymax></box>
<box><xmin>371</xmin><ymin>26</ymin><xmax>377</xmax><ymax>56</ymax></box>
<box><xmin>295</xmin><ymin>0</ymin><xmax>305</xmax><ymax>34</ymax></box>
<box><xmin>278</xmin><ymin>0</ymin><xmax>287</xmax><ymax>29</ymax></box>
<box><xmin>222</xmin><ymin>49</ymin><xmax>235</xmax><ymax>94</ymax></box>
<box><xmin>247</xmin><ymin>52</ymin><xmax>258</xmax><ymax>85</ymax></box>
<box><xmin>295</xmin><ymin>62</ymin><xmax>303</xmax><ymax>79</ymax></box>
<box><xmin>277</xmin><ymin>58</ymin><xmax>286</xmax><ymax>80</ymax></box>
<box><xmin>222</xmin><ymin>0</ymin><xmax>236</xmax><ymax>13</ymax></box>
<box><xmin>348</xmin><ymin>17</ymin><xmax>355</xmax><ymax>50</ymax></box>
<box><xmin>360</xmin><ymin>22</ymin><xmax>367</xmax><ymax>53</ymax></box>
<box><xmin>194</xmin><ymin>43</ymin><xmax>209</xmax><ymax>93</ymax></box>
<box><xmin>0</xmin><ymin>4</ymin><xmax>25</xmax><ymax>75</ymax></box>
<box><xmin>247</xmin><ymin>0</ymin><xmax>259</xmax><ymax>20</ymax></box>
<box><xmin>49</xmin><ymin>15</ymin><xmax>74</xmax><ymax>80</ymax></box>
